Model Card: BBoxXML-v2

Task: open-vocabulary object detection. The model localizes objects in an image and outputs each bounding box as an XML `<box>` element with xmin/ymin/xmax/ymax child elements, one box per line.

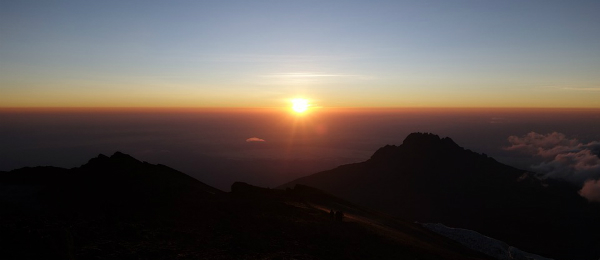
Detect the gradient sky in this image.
<box><xmin>1</xmin><ymin>0</ymin><xmax>599</xmax><ymax>108</ymax></box>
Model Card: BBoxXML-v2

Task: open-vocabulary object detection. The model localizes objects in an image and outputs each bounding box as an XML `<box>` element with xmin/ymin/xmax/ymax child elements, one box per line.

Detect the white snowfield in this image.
<box><xmin>422</xmin><ymin>223</ymin><xmax>554</xmax><ymax>260</ymax></box>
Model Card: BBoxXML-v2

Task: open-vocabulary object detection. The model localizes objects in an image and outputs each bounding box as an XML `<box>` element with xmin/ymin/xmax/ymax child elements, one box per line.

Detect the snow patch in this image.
<box><xmin>422</xmin><ymin>223</ymin><xmax>553</xmax><ymax>260</ymax></box>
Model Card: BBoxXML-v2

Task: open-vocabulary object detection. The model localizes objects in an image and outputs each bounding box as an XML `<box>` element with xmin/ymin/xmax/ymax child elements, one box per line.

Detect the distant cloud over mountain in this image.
<box><xmin>506</xmin><ymin>132</ymin><xmax>600</xmax><ymax>202</ymax></box>
<box><xmin>246</xmin><ymin>137</ymin><xmax>265</xmax><ymax>142</ymax></box>
<box><xmin>580</xmin><ymin>179</ymin><xmax>600</xmax><ymax>203</ymax></box>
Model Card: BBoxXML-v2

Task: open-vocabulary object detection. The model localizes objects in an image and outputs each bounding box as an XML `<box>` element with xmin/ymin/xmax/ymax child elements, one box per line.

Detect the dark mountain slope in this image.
<box><xmin>0</xmin><ymin>152</ymin><xmax>490</xmax><ymax>260</ymax></box>
<box><xmin>281</xmin><ymin>133</ymin><xmax>600</xmax><ymax>260</ymax></box>
<box><xmin>221</xmin><ymin>182</ymin><xmax>491</xmax><ymax>260</ymax></box>
<box><xmin>1</xmin><ymin>152</ymin><xmax>221</xmax><ymax>215</ymax></box>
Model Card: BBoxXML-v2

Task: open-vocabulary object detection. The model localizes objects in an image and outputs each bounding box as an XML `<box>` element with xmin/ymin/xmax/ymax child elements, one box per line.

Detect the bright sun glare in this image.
<box><xmin>291</xmin><ymin>98</ymin><xmax>310</xmax><ymax>113</ymax></box>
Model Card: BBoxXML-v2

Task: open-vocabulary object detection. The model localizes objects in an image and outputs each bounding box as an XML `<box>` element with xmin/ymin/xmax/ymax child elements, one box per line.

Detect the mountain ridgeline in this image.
<box><xmin>1</xmin><ymin>151</ymin><xmax>221</xmax><ymax>214</ymax></box>
<box><xmin>281</xmin><ymin>132</ymin><xmax>600</xmax><ymax>260</ymax></box>
<box><xmin>2</xmin><ymin>133</ymin><xmax>600</xmax><ymax>260</ymax></box>
<box><xmin>0</xmin><ymin>151</ymin><xmax>490</xmax><ymax>260</ymax></box>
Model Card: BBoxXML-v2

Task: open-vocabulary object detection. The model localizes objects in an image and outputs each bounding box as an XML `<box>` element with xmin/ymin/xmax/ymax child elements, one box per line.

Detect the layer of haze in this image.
<box><xmin>1</xmin><ymin>108</ymin><xmax>599</xmax><ymax>190</ymax></box>
<box><xmin>2</xmin><ymin>0</ymin><xmax>600</xmax><ymax>108</ymax></box>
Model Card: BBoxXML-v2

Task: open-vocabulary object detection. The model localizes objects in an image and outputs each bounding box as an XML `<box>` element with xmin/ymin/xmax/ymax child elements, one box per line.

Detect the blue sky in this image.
<box><xmin>1</xmin><ymin>0</ymin><xmax>599</xmax><ymax>107</ymax></box>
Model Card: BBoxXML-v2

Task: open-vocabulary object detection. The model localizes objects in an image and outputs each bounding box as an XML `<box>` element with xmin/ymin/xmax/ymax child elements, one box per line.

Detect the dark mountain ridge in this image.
<box><xmin>0</xmin><ymin>151</ymin><xmax>490</xmax><ymax>260</ymax></box>
<box><xmin>281</xmin><ymin>132</ymin><xmax>600</xmax><ymax>260</ymax></box>
<box><xmin>1</xmin><ymin>151</ymin><xmax>221</xmax><ymax>215</ymax></box>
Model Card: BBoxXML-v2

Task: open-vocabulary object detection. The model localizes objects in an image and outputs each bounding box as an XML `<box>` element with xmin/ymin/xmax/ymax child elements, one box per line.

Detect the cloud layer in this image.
<box><xmin>506</xmin><ymin>132</ymin><xmax>600</xmax><ymax>202</ymax></box>
<box><xmin>580</xmin><ymin>179</ymin><xmax>600</xmax><ymax>203</ymax></box>
<box><xmin>246</xmin><ymin>137</ymin><xmax>266</xmax><ymax>142</ymax></box>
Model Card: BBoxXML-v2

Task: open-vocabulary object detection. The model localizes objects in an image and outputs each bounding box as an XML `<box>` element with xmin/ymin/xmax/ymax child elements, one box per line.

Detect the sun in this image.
<box><xmin>291</xmin><ymin>98</ymin><xmax>310</xmax><ymax>113</ymax></box>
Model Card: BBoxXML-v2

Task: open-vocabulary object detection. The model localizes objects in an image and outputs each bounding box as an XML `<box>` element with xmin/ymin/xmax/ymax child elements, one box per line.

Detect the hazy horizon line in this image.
<box><xmin>2</xmin><ymin>106</ymin><xmax>600</xmax><ymax>109</ymax></box>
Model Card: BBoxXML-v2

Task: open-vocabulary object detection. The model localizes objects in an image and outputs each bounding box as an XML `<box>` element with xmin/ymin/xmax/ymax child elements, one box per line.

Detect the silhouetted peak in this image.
<box><xmin>82</xmin><ymin>153</ymin><xmax>109</xmax><ymax>167</ymax></box>
<box><xmin>402</xmin><ymin>132</ymin><xmax>459</xmax><ymax>148</ymax></box>
<box><xmin>403</xmin><ymin>132</ymin><xmax>440</xmax><ymax>144</ymax></box>
<box><xmin>97</xmin><ymin>154</ymin><xmax>109</xmax><ymax>160</ymax></box>
<box><xmin>81</xmin><ymin>151</ymin><xmax>141</xmax><ymax>169</ymax></box>
<box><xmin>109</xmin><ymin>151</ymin><xmax>140</xmax><ymax>164</ymax></box>
<box><xmin>370</xmin><ymin>133</ymin><xmax>462</xmax><ymax>161</ymax></box>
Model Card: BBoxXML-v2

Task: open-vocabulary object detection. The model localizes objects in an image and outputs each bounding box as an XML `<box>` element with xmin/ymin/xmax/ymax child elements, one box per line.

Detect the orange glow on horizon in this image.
<box><xmin>1</xmin><ymin>107</ymin><xmax>600</xmax><ymax>117</ymax></box>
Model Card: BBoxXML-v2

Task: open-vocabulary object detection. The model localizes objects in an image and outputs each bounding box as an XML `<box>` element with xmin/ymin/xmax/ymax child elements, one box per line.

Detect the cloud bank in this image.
<box><xmin>246</xmin><ymin>137</ymin><xmax>265</xmax><ymax>142</ymax></box>
<box><xmin>506</xmin><ymin>132</ymin><xmax>600</xmax><ymax>202</ymax></box>
<box><xmin>580</xmin><ymin>179</ymin><xmax>600</xmax><ymax>203</ymax></box>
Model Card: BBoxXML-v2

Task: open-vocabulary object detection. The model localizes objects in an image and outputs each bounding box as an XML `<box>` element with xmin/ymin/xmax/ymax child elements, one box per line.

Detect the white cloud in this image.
<box><xmin>579</xmin><ymin>179</ymin><xmax>600</xmax><ymax>203</ymax></box>
<box><xmin>506</xmin><ymin>132</ymin><xmax>600</xmax><ymax>201</ymax></box>
<box><xmin>533</xmin><ymin>149</ymin><xmax>600</xmax><ymax>183</ymax></box>
<box><xmin>246</xmin><ymin>137</ymin><xmax>265</xmax><ymax>142</ymax></box>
